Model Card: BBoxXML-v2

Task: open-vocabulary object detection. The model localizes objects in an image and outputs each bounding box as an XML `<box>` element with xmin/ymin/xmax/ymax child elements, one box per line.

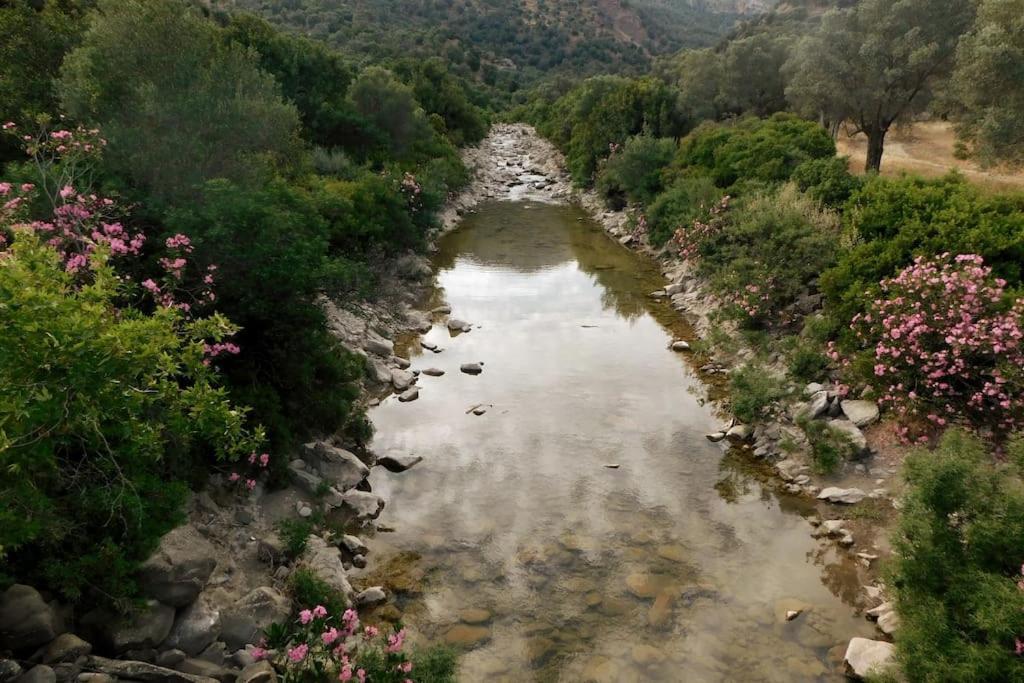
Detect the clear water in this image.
<box><xmin>363</xmin><ymin>201</ymin><xmax>873</xmax><ymax>681</ymax></box>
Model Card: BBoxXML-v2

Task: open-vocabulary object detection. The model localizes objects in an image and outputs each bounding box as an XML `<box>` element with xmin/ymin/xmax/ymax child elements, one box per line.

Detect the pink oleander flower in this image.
<box><xmin>339</xmin><ymin>666</ymin><xmax>353</xmax><ymax>681</ymax></box>
<box><xmin>246</xmin><ymin>479</ymin><xmax>256</xmax><ymax>491</ymax></box>
<box><xmin>250</xmin><ymin>646</ymin><xmax>266</xmax><ymax>661</ymax></box>
<box><xmin>356</xmin><ymin>669</ymin><xmax>366</xmax><ymax>683</ymax></box>
<box><xmin>364</xmin><ymin>625</ymin><xmax>379</xmax><ymax>639</ymax></box>
<box><xmin>259</xmin><ymin>453</ymin><xmax>270</xmax><ymax>468</ymax></box>
<box><xmin>287</xmin><ymin>643</ymin><xmax>308</xmax><ymax>663</ymax></box>
<box><xmin>322</xmin><ymin>627</ymin><xmax>340</xmax><ymax>646</ymax></box>
<box><xmin>229</xmin><ymin>472</ymin><xmax>240</xmax><ymax>482</ymax></box>
<box><xmin>312</xmin><ymin>605</ymin><xmax>328</xmax><ymax>619</ymax></box>
<box><xmin>299</xmin><ymin>609</ymin><xmax>314</xmax><ymax>625</ymax></box>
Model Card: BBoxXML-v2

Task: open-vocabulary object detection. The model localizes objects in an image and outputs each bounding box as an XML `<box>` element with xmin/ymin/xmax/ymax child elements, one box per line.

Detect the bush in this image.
<box><xmin>889</xmin><ymin>430</ymin><xmax>1024</xmax><ymax>681</ymax></box>
<box><xmin>645</xmin><ymin>175</ymin><xmax>722</xmax><ymax>246</ymax></box>
<box><xmin>821</xmin><ymin>173</ymin><xmax>1024</xmax><ymax>328</ymax></box>
<box><xmin>596</xmin><ymin>134</ymin><xmax>675</xmax><ymax>207</ymax></box>
<box><xmin>729</xmin><ymin>364</ymin><xmax>787</xmax><ymax>424</ymax></box>
<box><xmin>844</xmin><ymin>254</ymin><xmax>1023</xmax><ymax>440</ymax></box>
<box><xmin>696</xmin><ymin>185</ymin><xmax>842</xmax><ymax>326</ymax></box>
<box><xmin>800</xmin><ymin>419</ymin><xmax>858</xmax><ymax>473</ymax></box>
<box><xmin>0</xmin><ymin>234</ymin><xmax>260</xmax><ymax>604</ymax></box>
<box><xmin>277</xmin><ymin>519</ymin><xmax>314</xmax><ymax>559</ymax></box>
<box><xmin>673</xmin><ymin>113</ymin><xmax>836</xmax><ymax>192</ymax></box>
<box><xmin>791</xmin><ymin>156</ymin><xmax>862</xmax><ymax>207</ymax></box>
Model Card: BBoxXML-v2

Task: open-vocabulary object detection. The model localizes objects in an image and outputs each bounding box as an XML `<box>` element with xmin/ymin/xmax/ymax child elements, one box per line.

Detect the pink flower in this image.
<box><xmin>246</xmin><ymin>479</ymin><xmax>256</xmax><ymax>491</ymax></box>
<box><xmin>259</xmin><ymin>453</ymin><xmax>270</xmax><ymax>468</ymax></box>
<box><xmin>250</xmin><ymin>646</ymin><xmax>266</xmax><ymax>661</ymax></box>
<box><xmin>363</xmin><ymin>625</ymin><xmax>378</xmax><ymax>638</ymax></box>
<box><xmin>59</xmin><ymin>185</ymin><xmax>75</xmax><ymax>199</ymax></box>
<box><xmin>299</xmin><ymin>609</ymin><xmax>313</xmax><ymax>625</ymax></box>
<box><xmin>357</xmin><ymin>670</ymin><xmax>366</xmax><ymax>683</ymax></box>
<box><xmin>322</xmin><ymin>627</ymin><xmax>340</xmax><ymax>646</ymax></box>
<box><xmin>312</xmin><ymin>605</ymin><xmax>328</xmax><ymax>619</ymax></box>
<box><xmin>399</xmin><ymin>661</ymin><xmax>413</xmax><ymax>673</ymax></box>
<box><xmin>287</xmin><ymin>643</ymin><xmax>308</xmax><ymax>663</ymax></box>
<box><xmin>339</xmin><ymin>666</ymin><xmax>352</xmax><ymax>681</ymax></box>
<box><xmin>229</xmin><ymin>472</ymin><xmax>240</xmax><ymax>482</ymax></box>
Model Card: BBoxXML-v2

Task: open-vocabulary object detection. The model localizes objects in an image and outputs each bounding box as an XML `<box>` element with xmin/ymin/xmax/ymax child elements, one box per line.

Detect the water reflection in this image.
<box><xmin>363</xmin><ymin>201</ymin><xmax>873</xmax><ymax>681</ymax></box>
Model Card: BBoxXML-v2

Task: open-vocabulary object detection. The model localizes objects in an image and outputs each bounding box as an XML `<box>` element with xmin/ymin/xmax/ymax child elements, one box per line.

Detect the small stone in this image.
<box><xmin>442</xmin><ymin>624</ymin><xmax>491</xmax><ymax>648</ymax></box>
<box><xmin>421</xmin><ymin>367</ymin><xmax>444</xmax><ymax>376</ymax></box>
<box><xmin>706</xmin><ymin>431</ymin><xmax>727</xmax><ymax>443</ymax></box>
<box><xmin>447</xmin><ymin>318</ymin><xmax>471</xmax><ymax>333</ymax></box>
<box><xmin>786</xmin><ymin>610</ymin><xmax>802</xmax><ymax>621</ymax></box>
<box><xmin>458</xmin><ymin>608</ymin><xmax>492</xmax><ymax>625</ymax></box>
<box><xmin>390</xmin><ymin>369</ymin><xmax>416</xmax><ymax>391</ymax></box>
<box><xmin>460</xmin><ymin>363</ymin><xmax>483</xmax><ymax>375</ymax></box>
<box><xmin>472</xmin><ymin>406</ymin><xmax>487</xmax><ymax>416</ymax></box>
<box><xmin>432</xmin><ymin>305</ymin><xmax>452</xmax><ymax>315</ymax></box>
<box><xmin>363</xmin><ymin>338</ymin><xmax>394</xmax><ymax>357</ymax></box>
<box><xmin>352</xmin><ymin>555</ymin><xmax>367</xmax><ymax>569</ymax></box>
<box><xmin>155</xmin><ymin>649</ymin><xmax>187</xmax><ymax>668</ymax></box>
<box><xmin>398</xmin><ymin>388</ymin><xmax>419</xmax><ymax>402</ymax></box>
<box><xmin>647</xmin><ymin>592</ymin><xmax>674</xmax><ymax>629</ymax></box>
<box><xmin>340</xmin><ymin>535</ymin><xmax>368</xmax><ymax>555</ymax></box>
<box><xmin>841</xmin><ymin>400</ymin><xmax>880</xmax><ymax>427</ymax></box>
<box><xmin>630</xmin><ymin>644</ymin><xmax>667</xmax><ymax>667</ymax></box>
<box><xmin>671</xmin><ymin>340</ymin><xmax>691</xmax><ymax>352</ymax></box>
<box><xmin>725</xmin><ymin>424</ymin><xmax>753</xmax><ymax>442</ymax></box>
<box><xmin>355</xmin><ymin>587</ymin><xmax>387</xmax><ymax>606</ymax></box>
<box><xmin>391</xmin><ymin>356</ymin><xmax>410</xmax><ymax>370</ymax></box>
<box><xmin>603</xmin><ymin>463</ymin><xmax>620</xmax><ymax>469</ymax></box>
<box><xmin>420</xmin><ymin>341</ymin><xmax>438</xmax><ymax>351</ymax></box>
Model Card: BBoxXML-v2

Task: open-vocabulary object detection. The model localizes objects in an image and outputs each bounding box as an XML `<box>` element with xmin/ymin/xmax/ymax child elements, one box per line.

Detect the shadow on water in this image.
<box><xmin>364</xmin><ymin>201</ymin><xmax>875</xmax><ymax>681</ymax></box>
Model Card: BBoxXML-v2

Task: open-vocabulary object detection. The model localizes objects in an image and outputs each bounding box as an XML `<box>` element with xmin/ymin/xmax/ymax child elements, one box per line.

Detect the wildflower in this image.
<box><xmin>299</xmin><ymin>609</ymin><xmax>313</xmax><ymax>625</ymax></box>
<box><xmin>312</xmin><ymin>605</ymin><xmax>328</xmax><ymax>619</ymax></box>
<box><xmin>250</xmin><ymin>646</ymin><xmax>266</xmax><ymax>661</ymax></box>
<box><xmin>322</xmin><ymin>627</ymin><xmax>340</xmax><ymax>646</ymax></box>
<box><xmin>287</xmin><ymin>643</ymin><xmax>308</xmax><ymax>663</ymax></box>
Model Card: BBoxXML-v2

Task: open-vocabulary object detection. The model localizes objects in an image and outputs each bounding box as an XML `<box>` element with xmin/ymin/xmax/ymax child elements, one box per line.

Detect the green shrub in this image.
<box><xmin>729</xmin><ymin>364</ymin><xmax>787</xmax><ymax>424</ymax></box>
<box><xmin>673</xmin><ymin>113</ymin><xmax>836</xmax><ymax>192</ymax></box>
<box><xmin>0</xmin><ymin>234</ymin><xmax>260</xmax><ymax>605</ymax></box>
<box><xmin>800</xmin><ymin>419</ymin><xmax>857</xmax><ymax>474</ymax></box>
<box><xmin>645</xmin><ymin>175</ymin><xmax>722</xmax><ymax>245</ymax></box>
<box><xmin>287</xmin><ymin>568</ymin><xmax>349</xmax><ymax>619</ymax></box>
<box><xmin>791</xmin><ymin>156</ymin><xmax>862</xmax><ymax>207</ymax></box>
<box><xmin>697</xmin><ymin>184</ymin><xmax>842</xmax><ymax>326</ymax></box>
<box><xmin>889</xmin><ymin>430</ymin><xmax>1024</xmax><ymax>681</ymax></box>
<box><xmin>596</xmin><ymin>134</ymin><xmax>676</xmax><ymax>207</ymax></box>
<box><xmin>277</xmin><ymin>519</ymin><xmax>314</xmax><ymax>559</ymax></box>
<box><xmin>787</xmin><ymin>314</ymin><xmax>837</xmax><ymax>383</ymax></box>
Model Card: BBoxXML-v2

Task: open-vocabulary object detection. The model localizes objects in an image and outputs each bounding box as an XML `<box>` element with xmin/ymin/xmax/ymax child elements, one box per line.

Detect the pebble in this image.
<box><xmin>460</xmin><ymin>363</ymin><xmax>483</xmax><ymax>375</ymax></box>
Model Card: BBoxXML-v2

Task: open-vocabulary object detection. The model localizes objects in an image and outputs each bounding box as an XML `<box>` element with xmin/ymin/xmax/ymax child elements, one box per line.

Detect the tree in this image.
<box><xmin>720</xmin><ymin>33</ymin><xmax>789</xmax><ymax>118</ymax></box>
<box><xmin>347</xmin><ymin>66</ymin><xmax>434</xmax><ymax>162</ymax></box>
<box><xmin>59</xmin><ymin>0</ymin><xmax>300</xmax><ymax>202</ymax></box>
<box><xmin>785</xmin><ymin>0</ymin><xmax>975</xmax><ymax>172</ymax></box>
<box><xmin>952</xmin><ymin>0</ymin><xmax>1024</xmax><ymax>167</ymax></box>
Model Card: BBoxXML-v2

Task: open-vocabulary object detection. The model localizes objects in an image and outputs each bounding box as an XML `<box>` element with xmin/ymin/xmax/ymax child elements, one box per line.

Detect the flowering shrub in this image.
<box><xmin>671</xmin><ymin>194</ymin><xmax>729</xmax><ymax>260</ymax></box>
<box><xmin>849</xmin><ymin>254</ymin><xmax>1024</xmax><ymax>439</ymax></box>
<box><xmin>261</xmin><ymin>605</ymin><xmax>416</xmax><ymax>683</ymax></box>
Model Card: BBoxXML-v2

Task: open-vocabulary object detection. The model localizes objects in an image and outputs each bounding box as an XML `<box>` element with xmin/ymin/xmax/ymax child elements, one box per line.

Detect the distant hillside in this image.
<box><xmin>214</xmin><ymin>0</ymin><xmax>764</xmax><ymax>87</ymax></box>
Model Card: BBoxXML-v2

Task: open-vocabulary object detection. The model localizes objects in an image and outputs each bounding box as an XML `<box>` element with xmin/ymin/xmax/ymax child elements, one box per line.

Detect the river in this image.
<box><xmin>363</xmin><ymin>199</ymin><xmax>874</xmax><ymax>681</ymax></box>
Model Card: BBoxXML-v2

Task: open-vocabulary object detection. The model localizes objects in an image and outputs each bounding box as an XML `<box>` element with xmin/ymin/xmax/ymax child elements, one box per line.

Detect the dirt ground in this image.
<box><xmin>836</xmin><ymin>121</ymin><xmax>1024</xmax><ymax>192</ymax></box>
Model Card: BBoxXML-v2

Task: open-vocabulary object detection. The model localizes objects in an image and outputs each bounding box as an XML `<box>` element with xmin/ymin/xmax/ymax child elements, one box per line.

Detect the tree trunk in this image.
<box><xmin>865</xmin><ymin>127</ymin><xmax>886</xmax><ymax>173</ymax></box>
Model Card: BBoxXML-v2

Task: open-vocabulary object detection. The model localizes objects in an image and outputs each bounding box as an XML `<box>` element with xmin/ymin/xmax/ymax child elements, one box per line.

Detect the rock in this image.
<box><xmin>797</xmin><ymin>391</ymin><xmax>830</xmax><ymax>421</ymax></box>
<box><xmin>671</xmin><ymin>340</ymin><xmax>691</xmax><ymax>352</ymax></box>
<box><xmin>390</xmin><ymin>356</ymin><xmax>411</xmax><ymax>370</ymax></box>
<box><xmin>363</xmin><ymin>338</ymin><xmax>394</xmax><ymax>357</ymax></box>
<box><xmin>630</xmin><ymin>644</ymin><xmax>667</xmax><ymax>667</ymax></box>
<box><xmin>351</xmin><ymin>555</ymin><xmax>367</xmax><ymax>569</ymax></box>
<box><xmin>581</xmin><ymin>657</ymin><xmax>619</xmax><ymax>683</ymax></box>
<box><xmin>43</xmin><ymin>633</ymin><xmax>91</xmax><ymax>664</ymax></box>
<box><xmin>804</xmin><ymin>382</ymin><xmax>825</xmax><ymax>396</ymax></box>
<box><xmin>162</xmin><ymin>597</ymin><xmax>221</xmax><ymax>657</ymax></box>
<box><xmin>866</xmin><ymin>601</ymin><xmax>892</xmax><ymax>620</ymax></box>
<box><xmin>197</xmin><ymin>642</ymin><xmax>226</xmax><ymax>666</ymax></box>
<box><xmin>664</xmin><ymin>283</ymin><xmax>684</xmax><ymax>296</ymax></box>
<box><xmin>288</xmin><ymin>466</ymin><xmax>322</xmax><ymax>496</ymax></box>
<box><xmin>442</xmin><ymin>624</ymin><xmax>491</xmax><ymax>648</ymax></box>
<box><xmin>340</xmin><ymin>535</ymin><xmax>368</xmax><ymax>556</ymax></box>
<box><xmin>298</xmin><ymin>537</ymin><xmax>353</xmax><ymax>605</ymax></box>
<box><xmin>725</xmin><ymin>424</ymin><xmax>753</xmax><ymax>442</ymax></box>
<box><xmin>256</xmin><ymin>534</ymin><xmax>286</xmax><ymax>565</ymax></box>
<box><xmin>390</xmin><ymin>369</ymin><xmax>415</xmax><ymax>391</ymax></box>
<box><xmin>460</xmin><ymin>363</ymin><xmax>483</xmax><ymax>375</ymax></box>
<box><xmin>219</xmin><ymin>587</ymin><xmax>292</xmax><ymax>651</ymax></box>
<box><xmin>828</xmin><ymin>418</ymin><xmax>869</xmax><ymax>455</ymax></box>
<box><xmin>339</xmin><ymin>490</ymin><xmax>385</xmax><ymax>522</ymax></box>
<box><xmin>877</xmin><ymin>610</ymin><xmax>900</xmax><ymax>636</ymax></box>
<box><xmin>472</xmin><ymin>406</ymin><xmax>487</xmax><ymax>416</ymax></box>
<box><xmin>303</xmin><ymin>442</ymin><xmax>368</xmax><ymax>491</ymax></box>
<box><xmin>82</xmin><ymin>656</ymin><xmax>218</xmax><ymax>683</ymax></box>
<box><xmin>457</xmin><ymin>608</ymin><xmax>492</xmax><ymax>625</ymax></box>
<box><xmin>841</xmin><ymin>400</ymin><xmax>880</xmax><ymax>427</ymax></box>
<box><xmin>818</xmin><ymin>487</ymin><xmax>867</xmax><ymax>505</ymax></box>
<box><xmin>175</xmin><ymin>659</ymin><xmax>229</xmax><ymax>682</ymax></box>
<box><xmin>420</xmin><ymin>341</ymin><xmax>438</xmax><ymax>351</ymax></box>
<box><xmin>137</xmin><ymin>526</ymin><xmax>217</xmax><ymax>607</ymax></box>
<box><xmin>156</xmin><ymin>650</ymin><xmax>187</xmax><ymax>668</ymax></box>
<box><xmin>17</xmin><ymin>665</ymin><xmax>56</xmax><ymax>683</ymax></box>
<box><xmin>625</xmin><ymin>573</ymin><xmax>674</xmax><ymax>599</ymax></box>
<box><xmin>237</xmin><ymin>661</ymin><xmax>276</xmax><ymax>683</ymax></box>
<box><xmin>647</xmin><ymin>592</ymin><xmax>674</xmax><ymax>629</ymax></box>
<box><xmin>422</xmin><ymin>367</ymin><xmax>445</xmax><ymax>377</ymax></box>
<box><xmin>355</xmin><ymin>587</ymin><xmax>386</xmax><ymax>606</ymax></box>
<box><xmin>297</xmin><ymin>503</ymin><xmax>313</xmax><ymax>518</ymax></box>
<box><xmin>431</xmin><ymin>305</ymin><xmax>452</xmax><ymax>315</ymax></box>
<box><xmin>0</xmin><ymin>584</ymin><xmax>59</xmax><ymax>651</ymax></box>
<box><xmin>377</xmin><ymin>454</ymin><xmax>423</xmax><ymax>473</ymax></box>
<box><xmin>0</xmin><ymin>660</ymin><xmax>20</xmax><ymax>682</ymax></box>
<box><xmin>705</xmin><ymin>431</ymin><xmax>727</xmax><ymax>443</ymax></box>
<box><xmin>843</xmin><ymin>638</ymin><xmax>896</xmax><ymax>679</ymax></box>
<box><xmin>90</xmin><ymin>600</ymin><xmax>174</xmax><ymax>654</ymax></box>
<box><xmin>398</xmin><ymin>388</ymin><xmax>419</xmax><ymax>402</ymax></box>
<box><xmin>447</xmin><ymin>318</ymin><xmax>471</xmax><ymax>333</ymax></box>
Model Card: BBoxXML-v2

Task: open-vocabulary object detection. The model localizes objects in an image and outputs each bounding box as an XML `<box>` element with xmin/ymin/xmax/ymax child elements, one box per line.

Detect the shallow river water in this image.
<box><xmin>365</xmin><ymin>201</ymin><xmax>873</xmax><ymax>681</ymax></box>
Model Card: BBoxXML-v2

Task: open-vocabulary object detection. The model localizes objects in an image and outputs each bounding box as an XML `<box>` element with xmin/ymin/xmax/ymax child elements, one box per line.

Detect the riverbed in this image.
<box><xmin>362</xmin><ymin>200</ymin><xmax>874</xmax><ymax>681</ymax></box>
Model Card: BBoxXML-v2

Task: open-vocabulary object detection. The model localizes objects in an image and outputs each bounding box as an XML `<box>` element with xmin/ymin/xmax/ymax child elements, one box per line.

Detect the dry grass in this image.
<box><xmin>836</xmin><ymin>121</ymin><xmax>1024</xmax><ymax>193</ymax></box>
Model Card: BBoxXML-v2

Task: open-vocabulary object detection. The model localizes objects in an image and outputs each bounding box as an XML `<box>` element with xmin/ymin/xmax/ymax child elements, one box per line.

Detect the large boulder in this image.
<box><xmin>0</xmin><ymin>584</ymin><xmax>59</xmax><ymax>651</ymax></box>
<box><xmin>797</xmin><ymin>391</ymin><xmax>830</xmax><ymax>422</ymax></box>
<box><xmin>219</xmin><ymin>587</ymin><xmax>292</xmax><ymax>651</ymax></box>
<box><xmin>390</xmin><ymin>369</ymin><xmax>416</xmax><ymax>391</ymax></box>
<box><xmin>82</xmin><ymin>656</ymin><xmax>218</xmax><ymax>683</ymax></box>
<box><xmin>137</xmin><ymin>526</ymin><xmax>217</xmax><ymax>607</ymax></box>
<box><xmin>298</xmin><ymin>537</ymin><xmax>353</xmax><ymax>606</ymax></box>
<box><xmin>161</xmin><ymin>596</ymin><xmax>221</xmax><ymax>657</ymax></box>
<box><xmin>338</xmin><ymin>490</ymin><xmax>385</xmax><ymax>523</ymax></box>
<box><xmin>843</xmin><ymin>638</ymin><xmax>895</xmax><ymax>679</ymax></box>
<box><xmin>302</xmin><ymin>442</ymin><xmax>369</xmax><ymax>492</ymax></box>
<box><xmin>42</xmin><ymin>633</ymin><xmax>92</xmax><ymax>664</ymax></box>
<box><xmin>362</xmin><ymin>337</ymin><xmax>394</xmax><ymax>357</ymax></box>
<box><xmin>841</xmin><ymin>400</ymin><xmax>880</xmax><ymax>428</ymax></box>
<box><xmin>818</xmin><ymin>487</ymin><xmax>867</xmax><ymax>505</ymax></box>
<box><xmin>87</xmin><ymin>600</ymin><xmax>174</xmax><ymax>654</ymax></box>
<box><xmin>828</xmin><ymin>419</ymin><xmax>869</xmax><ymax>455</ymax></box>
<box><xmin>16</xmin><ymin>665</ymin><xmax>55</xmax><ymax>683</ymax></box>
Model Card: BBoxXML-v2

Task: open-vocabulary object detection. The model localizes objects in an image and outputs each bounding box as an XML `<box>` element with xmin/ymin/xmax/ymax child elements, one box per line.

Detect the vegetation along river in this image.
<box><xmin>364</xmin><ymin>200</ymin><xmax>875</xmax><ymax>681</ymax></box>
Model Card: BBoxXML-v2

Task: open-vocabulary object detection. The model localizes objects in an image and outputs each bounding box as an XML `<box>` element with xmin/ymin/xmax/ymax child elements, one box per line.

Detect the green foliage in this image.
<box><xmin>277</xmin><ymin>519</ymin><xmax>313</xmax><ymax>559</ymax></box>
<box><xmin>673</xmin><ymin>114</ymin><xmax>836</xmax><ymax>192</ymax></box>
<box><xmin>59</xmin><ymin>0</ymin><xmax>300</xmax><ymax>202</ymax></box>
<box><xmin>791</xmin><ymin>156</ymin><xmax>861</xmax><ymax>207</ymax></box>
<box><xmin>728</xmin><ymin>364</ymin><xmax>787</xmax><ymax>424</ymax></box>
<box><xmin>799</xmin><ymin>419</ymin><xmax>856</xmax><ymax>474</ymax></box>
<box><xmin>0</xmin><ymin>234</ymin><xmax>260</xmax><ymax>604</ymax></box>
<box><xmin>645</xmin><ymin>175</ymin><xmax>722</xmax><ymax>246</ymax></box>
<box><xmin>287</xmin><ymin>568</ymin><xmax>348</xmax><ymax>619</ymax></box>
<box><xmin>596</xmin><ymin>134</ymin><xmax>675</xmax><ymax>207</ymax></box>
<box><xmin>786</xmin><ymin>315</ymin><xmax>837</xmax><ymax>383</ymax></box>
<box><xmin>697</xmin><ymin>185</ymin><xmax>841</xmax><ymax>326</ymax></box>
<box><xmin>953</xmin><ymin>0</ymin><xmax>1024</xmax><ymax>168</ymax></box>
<box><xmin>167</xmin><ymin>180</ymin><xmax>368</xmax><ymax>458</ymax></box>
<box><xmin>889</xmin><ymin>430</ymin><xmax>1024</xmax><ymax>681</ymax></box>
<box><xmin>395</xmin><ymin>57</ymin><xmax>489</xmax><ymax>147</ymax></box>
<box><xmin>348</xmin><ymin>66</ymin><xmax>435</xmax><ymax>163</ymax></box>
<box><xmin>535</xmin><ymin>75</ymin><xmax>683</xmax><ymax>185</ymax></box>
<box><xmin>821</xmin><ymin>173</ymin><xmax>1024</xmax><ymax>328</ymax></box>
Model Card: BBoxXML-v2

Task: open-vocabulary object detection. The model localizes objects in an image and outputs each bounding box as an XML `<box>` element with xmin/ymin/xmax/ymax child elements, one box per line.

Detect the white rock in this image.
<box><xmin>390</xmin><ymin>369</ymin><xmax>416</xmax><ymax>391</ymax></box>
<box><xmin>671</xmin><ymin>340</ymin><xmax>691</xmax><ymax>352</ymax></box>
<box><xmin>706</xmin><ymin>432</ymin><xmax>727</xmax><ymax>443</ymax></box>
<box><xmin>447</xmin><ymin>318</ymin><xmax>471</xmax><ymax>332</ymax></box>
<box><xmin>828</xmin><ymin>419</ymin><xmax>869</xmax><ymax>454</ymax></box>
<box><xmin>797</xmin><ymin>391</ymin><xmax>830</xmax><ymax>421</ymax></box>
<box><xmin>725</xmin><ymin>424</ymin><xmax>753</xmax><ymax>442</ymax></box>
<box><xmin>843</xmin><ymin>638</ymin><xmax>895</xmax><ymax>679</ymax></box>
<box><xmin>355</xmin><ymin>587</ymin><xmax>386</xmax><ymax>606</ymax></box>
<box><xmin>818</xmin><ymin>487</ymin><xmax>867</xmax><ymax>504</ymax></box>
<box><xmin>841</xmin><ymin>400</ymin><xmax>880</xmax><ymax>427</ymax></box>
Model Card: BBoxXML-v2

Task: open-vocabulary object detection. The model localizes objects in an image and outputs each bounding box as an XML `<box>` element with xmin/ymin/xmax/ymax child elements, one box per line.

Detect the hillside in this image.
<box><xmin>214</xmin><ymin>0</ymin><xmax>759</xmax><ymax>86</ymax></box>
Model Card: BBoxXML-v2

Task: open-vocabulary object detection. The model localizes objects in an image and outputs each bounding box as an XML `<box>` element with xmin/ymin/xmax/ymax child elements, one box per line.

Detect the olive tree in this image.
<box><xmin>785</xmin><ymin>0</ymin><xmax>975</xmax><ymax>172</ymax></box>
